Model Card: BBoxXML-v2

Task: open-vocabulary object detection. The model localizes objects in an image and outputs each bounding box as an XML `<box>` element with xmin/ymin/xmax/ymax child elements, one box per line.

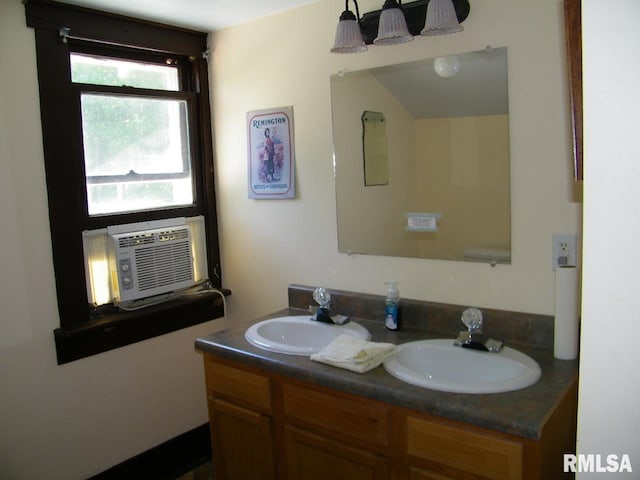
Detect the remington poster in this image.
<box><xmin>247</xmin><ymin>107</ymin><xmax>295</xmax><ymax>199</ymax></box>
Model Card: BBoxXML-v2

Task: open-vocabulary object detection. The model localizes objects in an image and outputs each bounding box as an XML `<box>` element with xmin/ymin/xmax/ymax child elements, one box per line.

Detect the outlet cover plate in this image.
<box><xmin>552</xmin><ymin>233</ymin><xmax>577</xmax><ymax>270</ymax></box>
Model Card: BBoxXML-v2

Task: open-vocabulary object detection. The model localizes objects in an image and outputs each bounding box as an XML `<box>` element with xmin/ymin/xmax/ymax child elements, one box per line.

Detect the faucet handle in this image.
<box><xmin>313</xmin><ymin>287</ymin><xmax>332</xmax><ymax>308</ymax></box>
<box><xmin>461</xmin><ymin>307</ymin><xmax>483</xmax><ymax>334</ymax></box>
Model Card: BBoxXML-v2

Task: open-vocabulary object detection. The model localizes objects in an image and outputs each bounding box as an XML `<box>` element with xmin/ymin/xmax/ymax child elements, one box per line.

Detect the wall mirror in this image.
<box><xmin>331</xmin><ymin>47</ymin><xmax>511</xmax><ymax>264</ymax></box>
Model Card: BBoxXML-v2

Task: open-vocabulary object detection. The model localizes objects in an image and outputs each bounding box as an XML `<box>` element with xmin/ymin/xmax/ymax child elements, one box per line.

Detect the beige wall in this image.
<box><xmin>416</xmin><ymin>115</ymin><xmax>510</xmax><ymax>259</ymax></box>
<box><xmin>0</xmin><ymin>0</ymin><xmax>583</xmax><ymax>478</ymax></box>
<box><xmin>333</xmin><ymin>70</ymin><xmax>418</xmax><ymax>256</ymax></box>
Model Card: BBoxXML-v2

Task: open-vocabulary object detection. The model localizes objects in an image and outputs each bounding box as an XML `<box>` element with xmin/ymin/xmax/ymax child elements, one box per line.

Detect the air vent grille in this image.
<box><xmin>118</xmin><ymin>233</ymin><xmax>155</xmax><ymax>248</ymax></box>
<box><xmin>135</xmin><ymin>240</ymin><xmax>194</xmax><ymax>291</ymax></box>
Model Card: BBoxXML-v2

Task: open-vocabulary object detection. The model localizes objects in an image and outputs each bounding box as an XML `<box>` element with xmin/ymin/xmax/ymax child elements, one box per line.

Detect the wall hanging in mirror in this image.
<box><xmin>247</xmin><ymin>106</ymin><xmax>296</xmax><ymax>199</ymax></box>
<box><xmin>362</xmin><ymin>111</ymin><xmax>389</xmax><ymax>186</ymax></box>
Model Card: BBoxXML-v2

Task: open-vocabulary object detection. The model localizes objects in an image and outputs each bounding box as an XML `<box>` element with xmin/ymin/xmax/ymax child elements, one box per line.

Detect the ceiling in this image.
<box><xmin>369</xmin><ymin>47</ymin><xmax>508</xmax><ymax>118</ymax></box>
<box><xmin>55</xmin><ymin>0</ymin><xmax>320</xmax><ymax>32</ymax></box>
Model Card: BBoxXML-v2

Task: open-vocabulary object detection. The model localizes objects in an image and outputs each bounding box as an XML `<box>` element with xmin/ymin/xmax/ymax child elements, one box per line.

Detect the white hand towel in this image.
<box><xmin>310</xmin><ymin>334</ymin><xmax>396</xmax><ymax>373</ymax></box>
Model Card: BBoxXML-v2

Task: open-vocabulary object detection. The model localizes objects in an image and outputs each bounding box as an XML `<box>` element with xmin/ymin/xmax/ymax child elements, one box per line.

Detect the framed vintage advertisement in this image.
<box><xmin>247</xmin><ymin>106</ymin><xmax>296</xmax><ymax>199</ymax></box>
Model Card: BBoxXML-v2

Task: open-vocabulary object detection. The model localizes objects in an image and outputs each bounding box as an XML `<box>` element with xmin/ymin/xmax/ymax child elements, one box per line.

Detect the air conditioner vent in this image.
<box><xmin>117</xmin><ymin>233</ymin><xmax>155</xmax><ymax>248</ymax></box>
<box><xmin>109</xmin><ymin>223</ymin><xmax>196</xmax><ymax>302</ymax></box>
<box><xmin>135</xmin><ymin>241</ymin><xmax>194</xmax><ymax>291</ymax></box>
<box><xmin>157</xmin><ymin>229</ymin><xmax>190</xmax><ymax>242</ymax></box>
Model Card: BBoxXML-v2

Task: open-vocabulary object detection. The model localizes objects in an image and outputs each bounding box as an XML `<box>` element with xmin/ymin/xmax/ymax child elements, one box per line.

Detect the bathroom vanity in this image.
<box><xmin>195</xmin><ymin>286</ymin><xmax>578</xmax><ymax>479</ymax></box>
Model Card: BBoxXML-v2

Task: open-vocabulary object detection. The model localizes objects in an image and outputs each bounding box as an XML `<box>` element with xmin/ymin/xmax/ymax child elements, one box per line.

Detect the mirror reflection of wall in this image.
<box><xmin>331</xmin><ymin>47</ymin><xmax>511</xmax><ymax>264</ymax></box>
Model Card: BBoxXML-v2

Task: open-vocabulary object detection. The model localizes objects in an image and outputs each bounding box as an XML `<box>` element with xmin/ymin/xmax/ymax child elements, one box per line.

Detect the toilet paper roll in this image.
<box><xmin>554</xmin><ymin>266</ymin><xmax>580</xmax><ymax>360</ymax></box>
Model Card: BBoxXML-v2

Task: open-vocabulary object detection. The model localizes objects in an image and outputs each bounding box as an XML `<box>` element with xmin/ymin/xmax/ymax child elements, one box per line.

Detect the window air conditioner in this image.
<box><xmin>108</xmin><ymin>218</ymin><xmax>196</xmax><ymax>303</ymax></box>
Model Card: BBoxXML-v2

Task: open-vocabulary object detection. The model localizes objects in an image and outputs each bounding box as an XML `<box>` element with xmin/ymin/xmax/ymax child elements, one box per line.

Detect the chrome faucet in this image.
<box><xmin>453</xmin><ymin>307</ymin><xmax>503</xmax><ymax>352</ymax></box>
<box><xmin>308</xmin><ymin>287</ymin><xmax>350</xmax><ymax>325</ymax></box>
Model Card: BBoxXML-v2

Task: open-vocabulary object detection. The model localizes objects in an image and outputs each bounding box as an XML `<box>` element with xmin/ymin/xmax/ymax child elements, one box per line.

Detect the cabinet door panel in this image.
<box><xmin>285</xmin><ymin>425</ymin><xmax>390</xmax><ymax>480</ymax></box>
<box><xmin>205</xmin><ymin>357</ymin><xmax>271</xmax><ymax>411</ymax></box>
<box><xmin>283</xmin><ymin>383</ymin><xmax>390</xmax><ymax>447</ymax></box>
<box><xmin>208</xmin><ymin>397</ymin><xmax>275</xmax><ymax>480</ymax></box>
<box><xmin>407</xmin><ymin>416</ymin><xmax>522</xmax><ymax>480</ymax></box>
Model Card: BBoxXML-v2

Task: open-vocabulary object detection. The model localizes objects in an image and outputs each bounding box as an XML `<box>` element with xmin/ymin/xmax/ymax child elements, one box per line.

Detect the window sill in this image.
<box><xmin>53</xmin><ymin>288</ymin><xmax>230</xmax><ymax>364</ymax></box>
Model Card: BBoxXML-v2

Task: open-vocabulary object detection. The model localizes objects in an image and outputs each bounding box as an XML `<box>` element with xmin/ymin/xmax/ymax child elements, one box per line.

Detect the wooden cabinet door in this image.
<box><xmin>407</xmin><ymin>416</ymin><xmax>523</xmax><ymax>480</ymax></box>
<box><xmin>282</xmin><ymin>383</ymin><xmax>390</xmax><ymax>448</ymax></box>
<box><xmin>284</xmin><ymin>425</ymin><xmax>390</xmax><ymax>480</ymax></box>
<box><xmin>208</xmin><ymin>397</ymin><xmax>275</xmax><ymax>480</ymax></box>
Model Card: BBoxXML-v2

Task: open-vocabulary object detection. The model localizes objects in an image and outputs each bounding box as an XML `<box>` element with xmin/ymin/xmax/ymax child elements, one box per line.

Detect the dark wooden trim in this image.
<box><xmin>33</xmin><ymin>26</ymin><xmax>90</xmax><ymax>325</ymax></box>
<box><xmin>193</xmin><ymin>55</ymin><xmax>223</xmax><ymax>288</ymax></box>
<box><xmin>24</xmin><ymin>0</ymin><xmax>207</xmax><ymax>57</ymax></box>
<box><xmin>564</xmin><ymin>0</ymin><xmax>583</xmax><ymax>181</ymax></box>
<box><xmin>88</xmin><ymin>423</ymin><xmax>212</xmax><ymax>480</ymax></box>
<box><xmin>54</xmin><ymin>291</ymin><xmax>229</xmax><ymax>364</ymax></box>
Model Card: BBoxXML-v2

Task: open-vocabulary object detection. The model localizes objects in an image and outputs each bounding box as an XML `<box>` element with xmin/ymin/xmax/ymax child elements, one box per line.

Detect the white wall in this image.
<box><xmin>213</xmin><ymin>0</ymin><xmax>580</xmax><ymax>324</ymax></box>
<box><xmin>0</xmin><ymin>2</ymin><xmax>224</xmax><ymax>478</ymax></box>
<box><xmin>577</xmin><ymin>0</ymin><xmax>640</xmax><ymax>476</ymax></box>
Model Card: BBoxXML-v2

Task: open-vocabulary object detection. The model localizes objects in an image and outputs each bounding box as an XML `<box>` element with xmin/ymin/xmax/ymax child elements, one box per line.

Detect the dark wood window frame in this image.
<box><xmin>25</xmin><ymin>0</ymin><xmax>227</xmax><ymax>364</ymax></box>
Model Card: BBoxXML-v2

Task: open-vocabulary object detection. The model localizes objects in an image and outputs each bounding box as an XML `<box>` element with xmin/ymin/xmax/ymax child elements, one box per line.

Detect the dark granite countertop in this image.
<box><xmin>195</xmin><ymin>307</ymin><xmax>578</xmax><ymax>440</ymax></box>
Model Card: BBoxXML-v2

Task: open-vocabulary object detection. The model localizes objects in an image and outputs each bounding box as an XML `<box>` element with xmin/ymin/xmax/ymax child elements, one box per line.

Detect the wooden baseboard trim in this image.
<box><xmin>88</xmin><ymin>423</ymin><xmax>211</xmax><ymax>480</ymax></box>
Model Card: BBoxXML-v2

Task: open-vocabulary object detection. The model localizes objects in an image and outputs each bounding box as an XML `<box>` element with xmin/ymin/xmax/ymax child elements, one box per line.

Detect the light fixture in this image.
<box><xmin>421</xmin><ymin>0</ymin><xmax>463</xmax><ymax>36</ymax></box>
<box><xmin>373</xmin><ymin>0</ymin><xmax>413</xmax><ymax>45</ymax></box>
<box><xmin>331</xmin><ymin>0</ymin><xmax>368</xmax><ymax>54</ymax></box>
<box><xmin>331</xmin><ymin>0</ymin><xmax>470</xmax><ymax>54</ymax></box>
<box><xmin>433</xmin><ymin>55</ymin><xmax>460</xmax><ymax>78</ymax></box>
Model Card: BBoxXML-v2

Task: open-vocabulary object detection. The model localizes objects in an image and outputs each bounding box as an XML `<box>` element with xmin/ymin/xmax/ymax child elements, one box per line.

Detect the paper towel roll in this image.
<box><xmin>554</xmin><ymin>266</ymin><xmax>580</xmax><ymax>360</ymax></box>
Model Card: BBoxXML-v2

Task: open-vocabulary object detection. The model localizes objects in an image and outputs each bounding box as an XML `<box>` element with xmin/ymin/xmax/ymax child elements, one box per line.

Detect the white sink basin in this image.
<box><xmin>244</xmin><ymin>315</ymin><xmax>371</xmax><ymax>355</ymax></box>
<box><xmin>383</xmin><ymin>339</ymin><xmax>541</xmax><ymax>394</ymax></box>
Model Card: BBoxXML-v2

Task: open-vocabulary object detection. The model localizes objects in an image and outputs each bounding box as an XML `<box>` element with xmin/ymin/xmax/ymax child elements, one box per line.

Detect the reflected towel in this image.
<box><xmin>310</xmin><ymin>334</ymin><xmax>396</xmax><ymax>373</ymax></box>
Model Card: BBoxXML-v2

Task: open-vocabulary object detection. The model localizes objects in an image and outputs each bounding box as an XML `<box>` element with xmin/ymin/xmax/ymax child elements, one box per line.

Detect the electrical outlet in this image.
<box><xmin>552</xmin><ymin>234</ymin><xmax>577</xmax><ymax>270</ymax></box>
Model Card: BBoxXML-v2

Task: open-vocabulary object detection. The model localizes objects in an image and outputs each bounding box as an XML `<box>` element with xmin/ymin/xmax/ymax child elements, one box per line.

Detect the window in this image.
<box><xmin>25</xmin><ymin>0</ymin><xmax>225</xmax><ymax>364</ymax></box>
<box><xmin>71</xmin><ymin>51</ymin><xmax>196</xmax><ymax>216</ymax></box>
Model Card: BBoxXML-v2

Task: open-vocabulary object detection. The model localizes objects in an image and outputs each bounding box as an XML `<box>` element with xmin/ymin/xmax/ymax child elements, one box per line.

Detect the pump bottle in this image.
<box><xmin>384</xmin><ymin>281</ymin><xmax>400</xmax><ymax>330</ymax></box>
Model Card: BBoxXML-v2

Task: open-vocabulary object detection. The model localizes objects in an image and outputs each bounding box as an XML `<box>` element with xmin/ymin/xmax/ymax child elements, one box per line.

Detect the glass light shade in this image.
<box><xmin>331</xmin><ymin>18</ymin><xmax>367</xmax><ymax>53</ymax></box>
<box><xmin>421</xmin><ymin>0</ymin><xmax>463</xmax><ymax>36</ymax></box>
<box><xmin>373</xmin><ymin>6</ymin><xmax>413</xmax><ymax>45</ymax></box>
<box><xmin>434</xmin><ymin>55</ymin><xmax>460</xmax><ymax>78</ymax></box>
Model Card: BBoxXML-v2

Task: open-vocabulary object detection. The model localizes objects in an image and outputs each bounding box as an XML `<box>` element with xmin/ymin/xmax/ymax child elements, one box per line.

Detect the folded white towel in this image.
<box><xmin>310</xmin><ymin>334</ymin><xmax>396</xmax><ymax>373</ymax></box>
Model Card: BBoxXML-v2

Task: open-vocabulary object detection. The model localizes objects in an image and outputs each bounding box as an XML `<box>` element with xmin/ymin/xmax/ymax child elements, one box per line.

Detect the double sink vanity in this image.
<box><xmin>195</xmin><ymin>285</ymin><xmax>578</xmax><ymax>479</ymax></box>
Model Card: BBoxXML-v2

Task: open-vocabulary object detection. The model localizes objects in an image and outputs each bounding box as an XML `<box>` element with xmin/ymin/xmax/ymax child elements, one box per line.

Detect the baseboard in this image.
<box><xmin>89</xmin><ymin>423</ymin><xmax>211</xmax><ymax>480</ymax></box>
